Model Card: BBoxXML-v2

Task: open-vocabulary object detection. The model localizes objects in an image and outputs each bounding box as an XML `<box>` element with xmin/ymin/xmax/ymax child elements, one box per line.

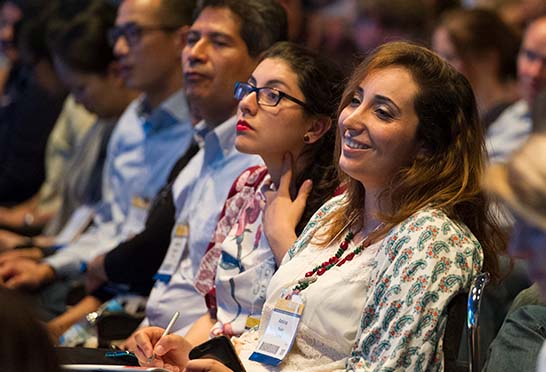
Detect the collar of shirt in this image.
<box><xmin>171</xmin><ymin>115</ymin><xmax>239</xmax><ymax>203</ymax></box>
<box><xmin>513</xmin><ymin>99</ymin><xmax>531</xmax><ymax>121</ymax></box>
<box><xmin>204</xmin><ymin>115</ymin><xmax>238</xmax><ymax>163</ymax></box>
<box><xmin>193</xmin><ymin>120</ymin><xmax>212</xmax><ymax>148</ymax></box>
<box><xmin>137</xmin><ymin>89</ymin><xmax>189</xmax><ymax>136</ymax></box>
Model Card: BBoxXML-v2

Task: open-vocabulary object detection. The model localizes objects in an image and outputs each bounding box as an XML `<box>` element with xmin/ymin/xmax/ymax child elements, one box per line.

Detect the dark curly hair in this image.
<box><xmin>257</xmin><ymin>41</ymin><xmax>345</xmax><ymax>233</ymax></box>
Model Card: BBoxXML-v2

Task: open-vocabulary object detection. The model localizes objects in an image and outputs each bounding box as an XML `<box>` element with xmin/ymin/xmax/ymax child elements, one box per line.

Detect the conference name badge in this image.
<box><xmin>121</xmin><ymin>196</ymin><xmax>150</xmax><ymax>239</ymax></box>
<box><xmin>154</xmin><ymin>223</ymin><xmax>189</xmax><ymax>283</ymax></box>
<box><xmin>249</xmin><ymin>294</ymin><xmax>304</xmax><ymax>366</ymax></box>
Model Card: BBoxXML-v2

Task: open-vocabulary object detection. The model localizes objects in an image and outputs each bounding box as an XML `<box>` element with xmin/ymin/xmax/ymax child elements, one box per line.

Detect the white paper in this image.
<box><xmin>61</xmin><ymin>365</ymin><xmax>169</xmax><ymax>372</ymax></box>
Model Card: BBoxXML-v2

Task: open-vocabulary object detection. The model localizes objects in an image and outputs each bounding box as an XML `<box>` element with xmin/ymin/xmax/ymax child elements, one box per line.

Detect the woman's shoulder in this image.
<box><xmin>233</xmin><ymin>165</ymin><xmax>269</xmax><ymax>191</ymax></box>
<box><xmin>211</xmin><ymin>165</ymin><xmax>269</xmax><ymax>243</ymax></box>
<box><xmin>310</xmin><ymin>193</ymin><xmax>346</xmax><ymax>217</ymax></box>
<box><xmin>378</xmin><ymin>207</ymin><xmax>483</xmax><ymax>273</ymax></box>
<box><xmin>294</xmin><ymin>193</ymin><xmax>346</xmax><ymax>236</ymax></box>
<box><xmin>392</xmin><ymin>207</ymin><xmax>479</xmax><ymax>243</ymax></box>
<box><xmin>222</xmin><ymin>165</ymin><xmax>269</xmax><ymax>212</ymax></box>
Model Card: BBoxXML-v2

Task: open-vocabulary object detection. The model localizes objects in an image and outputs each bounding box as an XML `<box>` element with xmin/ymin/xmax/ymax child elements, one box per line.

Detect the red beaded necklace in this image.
<box><xmin>291</xmin><ymin>223</ymin><xmax>384</xmax><ymax>294</ymax></box>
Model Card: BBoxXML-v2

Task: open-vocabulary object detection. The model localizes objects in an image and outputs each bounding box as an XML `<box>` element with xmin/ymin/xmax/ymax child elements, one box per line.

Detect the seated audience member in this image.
<box><xmin>0</xmin><ymin>0</ymin><xmax>197</xmax><ymax>318</ymax></box>
<box><xmin>133</xmin><ymin>41</ymin><xmax>504</xmax><ymax>371</ymax></box>
<box><xmin>133</xmin><ymin>41</ymin><xmax>344</xmax><ymax>350</ymax></box>
<box><xmin>277</xmin><ymin>0</ymin><xmax>305</xmax><ymax>42</ymax></box>
<box><xmin>483</xmin><ymin>134</ymin><xmax>546</xmax><ymax>372</ymax></box>
<box><xmin>432</xmin><ymin>8</ymin><xmax>520</xmax><ymax>128</ymax></box>
<box><xmin>485</xmin><ymin>15</ymin><xmax>546</xmax><ymax>163</ymax></box>
<box><xmin>0</xmin><ymin>95</ymin><xmax>95</xmax><ymax>240</ymax></box>
<box><xmin>41</xmin><ymin>0</ymin><xmax>287</xmax><ymax>343</ymax></box>
<box><xmin>0</xmin><ymin>0</ymin><xmax>99</xmax><ymax>235</ymax></box>
<box><xmin>352</xmin><ymin>0</ymin><xmax>430</xmax><ymax>54</ymax></box>
<box><xmin>0</xmin><ymin>1</ymin><xmax>99</xmax><ymax>237</ymax></box>
<box><xmin>0</xmin><ymin>0</ymin><xmax>68</xmax><ymax>205</ymax></box>
<box><xmin>434</xmin><ymin>9</ymin><xmax>531</xmax><ymax>360</ymax></box>
<box><xmin>302</xmin><ymin>2</ymin><xmax>358</xmax><ymax>74</ymax></box>
<box><xmin>0</xmin><ymin>287</ymin><xmax>60</xmax><ymax>372</ymax></box>
<box><xmin>0</xmin><ymin>2</ymin><xmax>139</xmax><ymax>265</ymax></box>
<box><xmin>490</xmin><ymin>0</ymin><xmax>546</xmax><ymax>36</ymax></box>
<box><xmin>106</xmin><ymin>0</ymin><xmax>287</xmax><ymax>339</ymax></box>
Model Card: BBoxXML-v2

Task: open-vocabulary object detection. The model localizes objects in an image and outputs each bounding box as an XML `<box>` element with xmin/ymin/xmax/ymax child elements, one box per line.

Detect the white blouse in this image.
<box><xmin>236</xmin><ymin>195</ymin><xmax>482</xmax><ymax>372</ymax></box>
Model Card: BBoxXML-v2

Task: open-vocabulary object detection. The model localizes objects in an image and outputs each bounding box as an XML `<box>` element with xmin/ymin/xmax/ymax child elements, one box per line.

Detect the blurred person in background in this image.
<box><xmin>0</xmin><ymin>1</ymin><xmax>139</xmax><ymax>266</ymax></box>
<box><xmin>478</xmin><ymin>0</ymin><xmax>546</xmax><ymax>35</ymax></box>
<box><xmin>303</xmin><ymin>0</ymin><xmax>358</xmax><ymax>74</ymax></box>
<box><xmin>0</xmin><ymin>0</ymin><xmax>68</xmax><ymax>205</ymax></box>
<box><xmin>434</xmin><ymin>9</ymin><xmax>535</xmax><ymax>364</ymax></box>
<box><xmin>41</xmin><ymin>2</ymin><xmax>142</xmax><ymax>340</ymax></box>
<box><xmin>0</xmin><ymin>98</ymin><xmax>95</xmax><ymax>239</ymax></box>
<box><xmin>482</xmin><ymin>14</ymin><xmax>546</xmax><ymax>164</ymax></box>
<box><xmin>0</xmin><ymin>0</ymin><xmax>98</xmax><ymax>241</ymax></box>
<box><xmin>483</xmin><ymin>131</ymin><xmax>546</xmax><ymax>371</ymax></box>
<box><xmin>432</xmin><ymin>8</ymin><xmax>520</xmax><ymax>128</ymax></box>
<box><xmin>0</xmin><ymin>0</ymin><xmax>197</xmax><ymax>321</ymax></box>
<box><xmin>353</xmin><ymin>0</ymin><xmax>430</xmax><ymax>54</ymax></box>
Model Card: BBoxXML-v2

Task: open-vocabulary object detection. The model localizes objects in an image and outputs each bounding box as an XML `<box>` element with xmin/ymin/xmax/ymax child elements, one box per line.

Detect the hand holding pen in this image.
<box><xmin>131</xmin><ymin>312</ymin><xmax>195</xmax><ymax>370</ymax></box>
<box><xmin>146</xmin><ymin>311</ymin><xmax>179</xmax><ymax>363</ymax></box>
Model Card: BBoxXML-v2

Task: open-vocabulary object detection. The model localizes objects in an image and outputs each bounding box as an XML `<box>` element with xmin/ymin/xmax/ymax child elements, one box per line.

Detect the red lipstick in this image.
<box><xmin>236</xmin><ymin>120</ymin><xmax>251</xmax><ymax>132</ymax></box>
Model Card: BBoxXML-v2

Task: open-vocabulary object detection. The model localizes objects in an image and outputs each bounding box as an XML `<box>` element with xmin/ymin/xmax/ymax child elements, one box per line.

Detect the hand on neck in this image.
<box><xmin>265</xmin><ymin>152</ymin><xmax>303</xmax><ymax>199</ymax></box>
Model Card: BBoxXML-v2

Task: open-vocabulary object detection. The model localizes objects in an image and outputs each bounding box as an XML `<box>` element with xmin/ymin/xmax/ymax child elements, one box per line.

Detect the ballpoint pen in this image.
<box><xmin>146</xmin><ymin>311</ymin><xmax>180</xmax><ymax>363</ymax></box>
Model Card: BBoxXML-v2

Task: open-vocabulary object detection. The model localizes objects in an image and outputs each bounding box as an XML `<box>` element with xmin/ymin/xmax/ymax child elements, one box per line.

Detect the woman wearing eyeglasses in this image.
<box><xmin>197</xmin><ymin>42</ymin><xmax>344</xmax><ymax>340</ymax></box>
<box><xmin>131</xmin><ymin>40</ymin><xmax>343</xmax><ymax>365</ymax></box>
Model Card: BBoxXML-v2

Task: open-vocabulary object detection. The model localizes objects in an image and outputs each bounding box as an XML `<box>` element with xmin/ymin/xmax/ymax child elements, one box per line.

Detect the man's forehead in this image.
<box><xmin>524</xmin><ymin>17</ymin><xmax>546</xmax><ymax>44</ymax></box>
<box><xmin>117</xmin><ymin>0</ymin><xmax>161</xmax><ymax>24</ymax></box>
<box><xmin>190</xmin><ymin>7</ymin><xmax>242</xmax><ymax>38</ymax></box>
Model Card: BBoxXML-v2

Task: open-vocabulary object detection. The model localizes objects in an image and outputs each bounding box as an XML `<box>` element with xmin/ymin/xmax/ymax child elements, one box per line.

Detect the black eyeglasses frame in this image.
<box><xmin>233</xmin><ymin>81</ymin><xmax>310</xmax><ymax>111</ymax></box>
<box><xmin>107</xmin><ymin>22</ymin><xmax>180</xmax><ymax>47</ymax></box>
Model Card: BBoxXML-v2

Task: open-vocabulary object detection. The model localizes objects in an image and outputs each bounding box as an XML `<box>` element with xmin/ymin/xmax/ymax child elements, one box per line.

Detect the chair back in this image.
<box><xmin>467</xmin><ymin>272</ymin><xmax>490</xmax><ymax>372</ymax></box>
<box><xmin>443</xmin><ymin>292</ymin><xmax>467</xmax><ymax>372</ymax></box>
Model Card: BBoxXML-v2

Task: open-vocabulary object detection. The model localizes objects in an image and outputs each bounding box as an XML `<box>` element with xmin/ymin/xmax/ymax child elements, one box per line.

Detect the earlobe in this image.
<box><xmin>303</xmin><ymin>117</ymin><xmax>332</xmax><ymax>144</ymax></box>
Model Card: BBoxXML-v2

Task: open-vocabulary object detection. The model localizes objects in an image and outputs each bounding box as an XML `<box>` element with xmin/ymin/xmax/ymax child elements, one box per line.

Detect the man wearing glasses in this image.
<box><xmin>0</xmin><ymin>0</ymin><xmax>197</xmax><ymax>315</ymax></box>
<box><xmin>86</xmin><ymin>0</ymin><xmax>288</xmax><ymax>342</ymax></box>
<box><xmin>1</xmin><ymin>0</ymin><xmax>287</xmax><ymax>343</ymax></box>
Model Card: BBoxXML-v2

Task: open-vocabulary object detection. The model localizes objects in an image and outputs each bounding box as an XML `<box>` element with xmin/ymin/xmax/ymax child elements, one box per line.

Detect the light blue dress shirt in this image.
<box><xmin>486</xmin><ymin>99</ymin><xmax>532</xmax><ymax>164</ymax></box>
<box><xmin>142</xmin><ymin>115</ymin><xmax>262</xmax><ymax>334</ymax></box>
<box><xmin>45</xmin><ymin>90</ymin><xmax>194</xmax><ymax>277</ymax></box>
